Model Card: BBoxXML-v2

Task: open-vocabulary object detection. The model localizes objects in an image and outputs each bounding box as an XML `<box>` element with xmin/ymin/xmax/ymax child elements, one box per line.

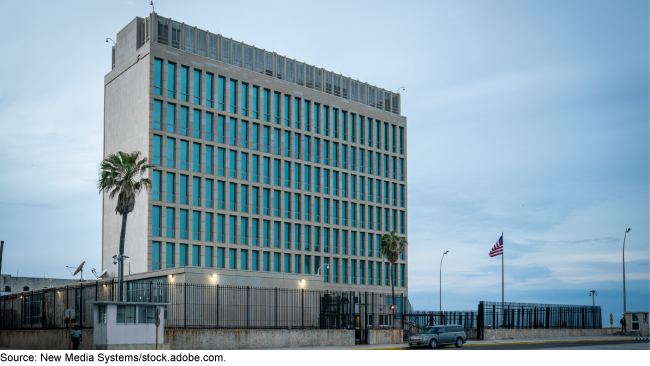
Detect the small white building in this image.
<box><xmin>89</xmin><ymin>301</ymin><xmax>169</xmax><ymax>350</ymax></box>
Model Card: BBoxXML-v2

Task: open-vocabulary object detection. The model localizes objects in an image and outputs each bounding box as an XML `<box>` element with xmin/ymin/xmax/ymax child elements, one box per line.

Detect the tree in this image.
<box><xmin>98</xmin><ymin>151</ymin><xmax>153</xmax><ymax>301</ymax></box>
<box><xmin>380</xmin><ymin>231</ymin><xmax>407</xmax><ymax>318</ymax></box>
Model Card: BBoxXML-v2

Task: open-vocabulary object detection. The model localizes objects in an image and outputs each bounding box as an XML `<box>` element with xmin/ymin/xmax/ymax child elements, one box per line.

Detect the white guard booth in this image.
<box><xmin>89</xmin><ymin>301</ymin><xmax>170</xmax><ymax>350</ymax></box>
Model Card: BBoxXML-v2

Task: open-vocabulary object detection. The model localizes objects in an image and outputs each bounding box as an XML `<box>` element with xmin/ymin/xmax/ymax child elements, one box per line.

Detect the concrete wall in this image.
<box><xmin>165</xmin><ymin>329</ymin><xmax>354</xmax><ymax>350</ymax></box>
<box><xmin>482</xmin><ymin>328</ymin><xmax>608</xmax><ymax>340</ymax></box>
<box><xmin>0</xmin><ymin>329</ymin><xmax>94</xmax><ymax>350</ymax></box>
<box><xmin>1</xmin><ymin>275</ymin><xmax>79</xmax><ymax>294</ymax></box>
<box><xmin>367</xmin><ymin>329</ymin><xmax>402</xmax><ymax>345</ymax></box>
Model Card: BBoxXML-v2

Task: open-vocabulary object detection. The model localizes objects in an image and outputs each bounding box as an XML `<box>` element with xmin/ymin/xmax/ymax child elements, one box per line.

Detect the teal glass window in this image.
<box><xmin>304</xmin><ymin>165</ymin><xmax>310</xmax><ymax>191</ymax></box>
<box><xmin>206</xmin><ymin>73</ymin><xmax>213</xmax><ymax>108</ymax></box>
<box><xmin>153</xmin><ymin>100</ymin><xmax>162</xmax><ymax>130</ymax></box>
<box><xmin>179</xmin><ymin>209</ymin><xmax>187</xmax><ymax>239</ymax></box>
<box><xmin>230</xmin><ymin>80</ymin><xmax>237</xmax><ymax>113</ymax></box>
<box><xmin>399</xmin><ymin>127</ymin><xmax>404</xmax><ymax>154</ymax></box>
<box><xmin>400</xmin><ymin>211</ymin><xmax>405</xmax><ymax>234</ymax></box>
<box><xmin>218</xmin><ymin>76</ymin><xmax>225</xmax><ymax>110</ymax></box>
<box><xmin>153</xmin><ymin>171</ymin><xmax>161</xmax><ymax>201</ymax></box>
<box><xmin>166</xmin><ymin>137</ymin><xmax>175</xmax><ymax>167</ymax></box>
<box><xmin>376</xmin><ymin>235</ymin><xmax>381</xmax><ymax>258</ymax></box>
<box><xmin>252</xmin><ymin>155</ymin><xmax>259</xmax><ymax>182</ymax></box>
<box><xmin>205</xmin><ymin>112</ymin><xmax>214</xmax><ymax>142</ymax></box>
<box><xmin>283</xmin><ymin>192</ymin><xmax>290</xmax><ymax>219</ymax></box>
<box><xmin>368</xmin><ymin>261</ymin><xmax>373</xmax><ymax>285</ymax></box>
<box><xmin>375</xmin><ymin>120</ymin><xmax>381</xmax><ymax>149</ymax></box>
<box><xmin>217</xmin><ymin>115</ymin><xmax>225</xmax><ymax>143</ymax></box>
<box><xmin>323</xmin><ymin>106</ymin><xmax>329</xmax><ymax>136</ymax></box>
<box><xmin>241</xmin><ymin>250</ymin><xmax>248</xmax><ymax>270</ymax></box>
<box><xmin>192</xmin><ymin>142</ymin><xmax>201</xmax><ymax>172</ymax></box>
<box><xmin>333</xmin><ymin>258</ymin><xmax>338</xmax><ymax>283</ymax></box>
<box><xmin>263</xmin><ymin>252</ymin><xmax>269</xmax><ymax>271</ymax></box>
<box><xmin>284</xmin><ymin>95</ymin><xmax>290</xmax><ymax>127</ymax></box>
<box><xmin>240</xmin><ymin>217</ymin><xmax>248</xmax><ymax>245</ymax></box>
<box><xmin>252</xmin><ymin>86</ymin><xmax>259</xmax><ymax>119</ymax></box>
<box><xmin>274</xmin><ymin>253</ymin><xmax>280</xmax><ymax>272</ymax></box>
<box><xmin>241</xmin><ymin>83</ymin><xmax>248</xmax><ymax>116</ymax></box>
<box><xmin>252</xmin><ymin>123</ymin><xmax>259</xmax><ymax>150</ymax></box>
<box><xmin>205</xmin><ymin>145</ymin><xmax>213</xmax><ymax>174</ymax></box>
<box><xmin>295</xmin><ymin>254</ymin><xmax>300</xmax><ymax>274</ymax></box>
<box><xmin>359</xmin><ymin>233</ymin><xmax>365</xmax><ymax>256</ymax></box>
<box><xmin>180</xmin><ymin>66</ymin><xmax>189</xmax><ymax>102</ymax></box>
<box><xmin>229</xmin><ymin>248</ymin><xmax>236</xmax><ymax>269</ymax></box>
<box><xmin>154</xmin><ymin>59</ymin><xmax>162</xmax><ymax>95</ymax></box>
<box><xmin>152</xmin><ymin>242</ymin><xmax>161</xmax><ymax>271</ymax></box>
<box><xmin>180</xmin><ymin>244</ymin><xmax>188</xmax><ymax>266</ymax></box>
<box><xmin>217</xmin><ymin>181</ymin><xmax>225</xmax><ymax>209</ymax></box>
<box><xmin>205</xmin><ymin>246</ymin><xmax>213</xmax><ymax>267</ymax></box>
<box><xmin>241</xmin><ymin>152</ymin><xmax>248</xmax><ymax>180</ymax></box>
<box><xmin>229</xmin><ymin>150</ymin><xmax>236</xmax><ymax>178</ymax></box>
<box><xmin>324</xmin><ymin>257</ymin><xmax>329</xmax><ymax>282</ymax></box>
<box><xmin>241</xmin><ymin>121</ymin><xmax>249</xmax><ymax>148</ymax></box>
<box><xmin>153</xmin><ymin>135</ymin><xmax>162</xmax><ymax>165</ymax></box>
<box><xmin>229</xmin><ymin>215</ymin><xmax>236</xmax><ymax>244</ymax></box>
<box><xmin>263</xmin><ymin>89</ymin><xmax>270</xmax><ymax>121</ymax></box>
<box><xmin>294</xmin><ymin>163</ymin><xmax>301</xmax><ymax>189</ymax></box>
<box><xmin>167</xmin><ymin>62</ymin><xmax>176</xmax><ymax>98</ymax></box>
<box><xmin>399</xmin><ymin>158</ymin><xmax>404</xmax><ymax>181</ymax></box>
<box><xmin>180</xmin><ymin>140</ymin><xmax>188</xmax><ymax>170</ymax></box>
<box><xmin>295</xmin><ymin>97</ymin><xmax>301</xmax><ymax>128</ymax></box>
<box><xmin>284</xmin><ymin>253</ymin><xmax>290</xmax><ymax>273</ymax></box>
<box><xmin>274</xmin><ymin>190</ymin><xmax>281</xmax><ymax>218</ymax></box>
<box><xmin>217</xmin><ymin>214</ymin><xmax>224</xmax><ymax>243</ymax></box>
<box><xmin>166</xmin><ymin>243</ymin><xmax>174</xmax><ymax>269</ymax></box>
<box><xmin>333</xmin><ymin>109</ymin><xmax>338</xmax><ymax>138</ymax></box>
<box><xmin>193</xmin><ymin>110</ymin><xmax>201</xmax><ymax>138</ymax></box>
<box><xmin>180</xmin><ymin>106</ymin><xmax>188</xmax><ymax>136</ymax></box>
<box><xmin>366</xmin><ymin>118</ymin><xmax>372</xmax><ymax>147</ymax></box>
<box><xmin>252</xmin><ymin>251</ymin><xmax>259</xmax><ymax>270</ymax></box>
<box><xmin>192</xmin><ymin>245</ymin><xmax>200</xmax><ymax>266</ymax></box>
<box><xmin>193</xmin><ymin>211</ymin><xmax>201</xmax><ymax>240</ymax></box>
<box><xmin>165</xmin><ymin>207</ymin><xmax>174</xmax><ymax>238</ymax></box>
<box><xmin>205</xmin><ymin>179</ymin><xmax>213</xmax><ymax>208</ymax></box>
<box><xmin>304</xmin><ymin>255</ymin><xmax>310</xmax><ymax>274</ymax></box>
<box><xmin>166</xmin><ymin>103</ymin><xmax>175</xmax><ymax>133</ymax></box>
<box><xmin>205</xmin><ymin>212</ymin><xmax>213</xmax><ymax>242</ymax></box>
<box><xmin>273</xmin><ymin>92</ymin><xmax>280</xmax><ymax>124</ymax></box>
<box><xmin>179</xmin><ymin>175</ymin><xmax>188</xmax><ymax>204</ymax></box>
<box><xmin>314</xmin><ymin>227</ymin><xmax>320</xmax><ymax>251</ymax></box>
<box><xmin>350</xmin><ymin>113</ymin><xmax>356</xmax><ymax>143</ymax></box>
<box><xmin>193</xmin><ymin>69</ymin><xmax>201</xmax><ymax>105</ymax></box>
<box><xmin>263</xmin><ymin>126</ymin><xmax>270</xmax><ymax>153</ymax></box>
<box><xmin>342</xmin><ymin>146</ymin><xmax>347</xmax><ymax>169</ymax></box>
<box><xmin>152</xmin><ymin>206</ymin><xmax>161</xmax><ymax>236</ymax></box>
<box><xmin>228</xmin><ymin>117</ymin><xmax>237</xmax><ymax>146</ymax></box>
<box><xmin>229</xmin><ymin>182</ymin><xmax>237</xmax><ymax>211</ymax></box>
<box><xmin>217</xmin><ymin>148</ymin><xmax>225</xmax><ymax>176</ymax></box>
<box><xmin>359</xmin><ymin>260</ymin><xmax>364</xmax><ymax>284</ymax></box>
<box><xmin>217</xmin><ymin>247</ymin><xmax>225</xmax><ymax>268</ymax></box>
<box><xmin>252</xmin><ymin>219</ymin><xmax>259</xmax><ymax>246</ymax></box>
<box><xmin>342</xmin><ymin>259</ymin><xmax>347</xmax><ymax>283</ymax></box>
<box><xmin>273</xmin><ymin>221</ymin><xmax>280</xmax><ymax>247</ymax></box>
<box><xmin>294</xmin><ymin>193</ymin><xmax>301</xmax><ymax>220</ymax></box>
<box><xmin>263</xmin><ymin>220</ymin><xmax>269</xmax><ymax>247</ymax></box>
<box><xmin>263</xmin><ymin>188</ymin><xmax>270</xmax><ymax>215</ymax></box>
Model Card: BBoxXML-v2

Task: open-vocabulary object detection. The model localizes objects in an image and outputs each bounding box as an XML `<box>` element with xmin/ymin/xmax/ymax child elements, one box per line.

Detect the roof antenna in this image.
<box><xmin>150</xmin><ymin>1</ymin><xmax>155</xmax><ymax>12</ymax></box>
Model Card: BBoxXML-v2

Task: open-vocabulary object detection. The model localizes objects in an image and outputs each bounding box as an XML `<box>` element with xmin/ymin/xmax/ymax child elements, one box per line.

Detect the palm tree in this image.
<box><xmin>380</xmin><ymin>231</ymin><xmax>407</xmax><ymax>317</ymax></box>
<box><xmin>98</xmin><ymin>151</ymin><xmax>153</xmax><ymax>301</ymax></box>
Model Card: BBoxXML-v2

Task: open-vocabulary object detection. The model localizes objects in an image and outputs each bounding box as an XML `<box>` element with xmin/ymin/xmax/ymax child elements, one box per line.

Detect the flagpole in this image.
<box><xmin>502</xmin><ymin>232</ymin><xmax>504</xmax><ymax>306</ymax></box>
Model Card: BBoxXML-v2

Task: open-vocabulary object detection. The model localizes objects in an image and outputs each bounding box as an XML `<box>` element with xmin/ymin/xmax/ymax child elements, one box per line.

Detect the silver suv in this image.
<box><xmin>408</xmin><ymin>325</ymin><xmax>466</xmax><ymax>348</ymax></box>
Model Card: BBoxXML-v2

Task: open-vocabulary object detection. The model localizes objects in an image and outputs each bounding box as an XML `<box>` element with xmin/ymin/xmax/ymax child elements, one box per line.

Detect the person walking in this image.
<box><xmin>620</xmin><ymin>315</ymin><xmax>627</xmax><ymax>333</ymax></box>
<box><xmin>71</xmin><ymin>325</ymin><xmax>82</xmax><ymax>350</ymax></box>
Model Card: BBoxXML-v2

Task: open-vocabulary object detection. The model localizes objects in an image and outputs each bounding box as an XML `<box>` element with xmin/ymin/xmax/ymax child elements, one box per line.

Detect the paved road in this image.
<box><xmin>407</xmin><ymin>340</ymin><xmax>649</xmax><ymax>350</ymax></box>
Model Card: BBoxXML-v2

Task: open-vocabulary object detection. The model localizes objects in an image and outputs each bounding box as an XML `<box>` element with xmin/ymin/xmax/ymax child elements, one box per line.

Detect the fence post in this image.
<box><xmin>80</xmin><ymin>283</ymin><xmax>83</xmax><ymax>329</ymax></box>
<box><xmin>477</xmin><ymin>301</ymin><xmax>484</xmax><ymax>340</ymax></box>
<box><xmin>184</xmin><ymin>282</ymin><xmax>187</xmax><ymax>329</ymax></box>
<box><xmin>247</xmin><ymin>286</ymin><xmax>250</xmax><ymax>329</ymax></box>
<box><xmin>301</xmin><ymin>288</ymin><xmax>304</xmax><ymax>329</ymax></box>
<box><xmin>216</xmin><ymin>284</ymin><xmax>219</xmax><ymax>329</ymax></box>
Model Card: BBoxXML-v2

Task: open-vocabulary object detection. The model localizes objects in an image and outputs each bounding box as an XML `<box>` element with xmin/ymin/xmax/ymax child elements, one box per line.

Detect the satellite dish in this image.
<box><xmin>73</xmin><ymin>261</ymin><xmax>85</xmax><ymax>281</ymax></box>
<box><xmin>98</xmin><ymin>269</ymin><xmax>108</xmax><ymax>278</ymax></box>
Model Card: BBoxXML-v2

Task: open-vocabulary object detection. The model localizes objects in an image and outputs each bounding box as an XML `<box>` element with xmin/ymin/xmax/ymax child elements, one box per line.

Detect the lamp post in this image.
<box><xmin>440</xmin><ymin>251</ymin><xmax>449</xmax><ymax>312</ymax></box>
<box><xmin>589</xmin><ymin>290</ymin><xmax>598</xmax><ymax>306</ymax></box>
<box><xmin>316</xmin><ymin>264</ymin><xmax>329</xmax><ymax>276</ymax></box>
<box><xmin>622</xmin><ymin>228</ymin><xmax>631</xmax><ymax>313</ymax></box>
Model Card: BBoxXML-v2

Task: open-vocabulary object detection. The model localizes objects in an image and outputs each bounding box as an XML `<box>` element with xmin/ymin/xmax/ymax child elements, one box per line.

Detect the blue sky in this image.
<box><xmin>0</xmin><ymin>1</ymin><xmax>647</xmax><ymax>323</ymax></box>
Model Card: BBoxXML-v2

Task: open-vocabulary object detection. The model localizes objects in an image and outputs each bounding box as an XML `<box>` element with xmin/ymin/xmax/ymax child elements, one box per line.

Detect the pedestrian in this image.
<box><xmin>71</xmin><ymin>325</ymin><xmax>82</xmax><ymax>350</ymax></box>
<box><xmin>620</xmin><ymin>315</ymin><xmax>626</xmax><ymax>333</ymax></box>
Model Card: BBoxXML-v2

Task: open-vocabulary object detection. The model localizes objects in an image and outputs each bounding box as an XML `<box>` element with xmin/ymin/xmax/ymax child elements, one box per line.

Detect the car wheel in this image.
<box><xmin>455</xmin><ymin>338</ymin><xmax>463</xmax><ymax>348</ymax></box>
<box><xmin>430</xmin><ymin>339</ymin><xmax>438</xmax><ymax>349</ymax></box>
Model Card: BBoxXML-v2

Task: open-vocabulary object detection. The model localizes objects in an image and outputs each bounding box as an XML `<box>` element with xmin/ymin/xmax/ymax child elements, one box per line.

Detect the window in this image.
<box><xmin>152</xmin><ymin>206</ymin><xmax>161</xmax><ymax>236</ymax></box>
<box><xmin>168</xmin><ymin>62</ymin><xmax>176</xmax><ymax>98</ymax></box>
<box><xmin>206</xmin><ymin>145</ymin><xmax>213</xmax><ymax>174</ymax></box>
<box><xmin>180</xmin><ymin>66</ymin><xmax>189</xmax><ymax>102</ymax></box>
<box><xmin>253</xmin><ymin>86</ymin><xmax>259</xmax><ymax>119</ymax></box>
<box><xmin>206</xmin><ymin>212</ymin><xmax>213</xmax><ymax>242</ymax></box>
<box><xmin>152</xmin><ymin>242</ymin><xmax>161</xmax><ymax>271</ymax></box>
<box><xmin>192</xmin><ymin>245</ymin><xmax>201</xmax><ymax>266</ymax></box>
<box><xmin>180</xmin><ymin>244</ymin><xmax>188</xmax><ymax>266</ymax></box>
<box><xmin>241</xmin><ymin>83</ymin><xmax>248</xmax><ymax>116</ymax></box>
<box><xmin>241</xmin><ymin>249</ymin><xmax>248</xmax><ymax>270</ymax></box>
<box><xmin>193</xmin><ymin>211</ymin><xmax>201</xmax><ymax>240</ymax></box>
<box><xmin>218</xmin><ymin>76</ymin><xmax>226</xmax><ymax>110</ymax></box>
<box><xmin>193</xmin><ymin>69</ymin><xmax>202</xmax><ymax>105</ymax></box>
<box><xmin>154</xmin><ymin>59</ymin><xmax>162</xmax><ymax>95</ymax></box>
<box><xmin>153</xmin><ymin>100</ymin><xmax>162</xmax><ymax>130</ymax></box>
<box><xmin>205</xmin><ymin>246</ymin><xmax>213</xmax><ymax>267</ymax></box>
<box><xmin>166</xmin><ymin>207</ymin><xmax>174</xmax><ymax>237</ymax></box>
<box><xmin>192</xmin><ymin>142</ymin><xmax>201</xmax><ymax>172</ymax></box>
<box><xmin>153</xmin><ymin>135</ymin><xmax>162</xmax><ymax>165</ymax></box>
<box><xmin>167</xmin><ymin>103</ymin><xmax>175</xmax><ymax>133</ymax></box>
<box><xmin>284</xmin><ymin>253</ymin><xmax>291</xmax><ymax>272</ymax></box>
<box><xmin>230</xmin><ymin>80</ymin><xmax>237</xmax><ymax>113</ymax></box>
<box><xmin>252</xmin><ymin>250</ymin><xmax>259</xmax><ymax>270</ymax></box>
<box><xmin>166</xmin><ymin>243</ymin><xmax>174</xmax><ymax>268</ymax></box>
<box><xmin>263</xmin><ymin>251</ymin><xmax>269</xmax><ymax>271</ymax></box>
<box><xmin>206</xmin><ymin>73</ymin><xmax>213</xmax><ymax>108</ymax></box>
<box><xmin>217</xmin><ymin>247</ymin><xmax>225</xmax><ymax>268</ymax></box>
<box><xmin>116</xmin><ymin>305</ymin><xmax>136</xmax><ymax>324</ymax></box>
<box><xmin>263</xmin><ymin>89</ymin><xmax>270</xmax><ymax>121</ymax></box>
<box><xmin>192</xmin><ymin>177</ymin><xmax>201</xmax><ymax>206</ymax></box>
<box><xmin>229</xmin><ymin>248</ymin><xmax>237</xmax><ymax>269</ymax></box>
<box><xmin>180</xmin><ymin>209</ymin><xmax>188</xmax><ymax>238</ymax></box>
<box><xmin>153</xmin><ymin>171</ymin><xmax>161</xmax><ymax>201</ymax></box>
<box><xmin>180</xmin><ymin>106</ymin><xmax>189</xmax><ymax>136</ymax></box>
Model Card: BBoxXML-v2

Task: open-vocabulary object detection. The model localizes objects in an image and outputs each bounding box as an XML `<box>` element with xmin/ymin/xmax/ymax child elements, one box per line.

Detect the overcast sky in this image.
<box><xmin>0</xmin><ymin>0</ymin><xmax>647</xmax><ymax>322</ymax></box>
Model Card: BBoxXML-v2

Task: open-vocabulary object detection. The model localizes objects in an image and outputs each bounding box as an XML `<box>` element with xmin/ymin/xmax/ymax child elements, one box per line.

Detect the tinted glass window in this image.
<box><xmin>428</xmin><ymin>327</ymin><xmax>440</xmax><ymax>334</ymax></box>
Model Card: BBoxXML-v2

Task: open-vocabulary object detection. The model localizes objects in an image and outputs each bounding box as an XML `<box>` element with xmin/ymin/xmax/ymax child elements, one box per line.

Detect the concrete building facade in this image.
<box><xmin>103</xmin><ymin>12</ymin><xmax>408</xmax><ymax>293</ymax></box>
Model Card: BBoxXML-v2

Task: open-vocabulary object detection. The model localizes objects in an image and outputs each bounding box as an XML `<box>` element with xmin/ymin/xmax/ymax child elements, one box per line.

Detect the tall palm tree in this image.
<box><xmin>380</xmin><ymin>231</ymin><xmax>407</xmax><ymax>317</ymax></box>
<box><xmin>98</xmin><ymin>151</ymin><xmax>153</xmax><ymax>301</ymax></box>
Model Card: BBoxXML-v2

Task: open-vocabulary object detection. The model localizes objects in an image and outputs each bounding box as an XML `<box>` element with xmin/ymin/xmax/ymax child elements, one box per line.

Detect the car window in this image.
<box><xmin>437</xmin><ymin>327</ymin><xmax>446</xmax><ymax>334</ymax></box>
<box><xmin>419</xmin><ymin>328</ymin><xmax>430</xmax><ymax>334</ymax></box>
<box><xmin>428</xmin><ymin>328</ymin><xmax>440</xmax><ymax>334</ymax></box>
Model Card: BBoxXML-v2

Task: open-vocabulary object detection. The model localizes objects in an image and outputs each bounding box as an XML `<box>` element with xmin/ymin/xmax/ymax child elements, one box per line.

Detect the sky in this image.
<box><xmin>0</xmin><ymin>0</ymin><xmax>647</xmax><ymax>323</ymax></box>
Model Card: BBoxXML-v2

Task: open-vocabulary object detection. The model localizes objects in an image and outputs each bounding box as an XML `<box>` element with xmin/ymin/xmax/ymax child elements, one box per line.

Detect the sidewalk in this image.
<box><xmin>263</xmin><ymin>334</ymin><xmax>639</xmax><ymax>350</ymax></box>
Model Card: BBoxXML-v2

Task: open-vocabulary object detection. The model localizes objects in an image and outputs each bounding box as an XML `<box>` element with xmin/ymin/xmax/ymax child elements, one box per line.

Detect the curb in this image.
<box><xmin>354</xmin><ymin>337</ymin><xmax>640</xmax><ymax>350</ymax></box>
<box><xmin>637</xmin><ymin>337</ymin><xmax>649</xmax><ymax>341</ymax></box>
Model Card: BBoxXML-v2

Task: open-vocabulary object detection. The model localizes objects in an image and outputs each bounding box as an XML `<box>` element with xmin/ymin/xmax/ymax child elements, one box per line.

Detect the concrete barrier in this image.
<box><xmin>0</xmin><ymin>329</ymin><xmax>94</xmax><ymax>350</ymax></box>
<box><xmin>367</xmin><ymin>329</ymin><xmax>402</xmax><ymax>345</ymax></box>
<box><xmin>483</xmin><ymin>328</ymin><xmax>608</xmax><ymax>340</ymax></box>
<box><xmin>165</xmin><ymin>329</ymin><xmax>354</xmax><ymax>349</ymax></box>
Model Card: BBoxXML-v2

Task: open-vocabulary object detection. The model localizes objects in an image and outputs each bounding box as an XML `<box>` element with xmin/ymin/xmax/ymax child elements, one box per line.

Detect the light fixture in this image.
<box><xmin>103</xmin><ymin>284</ymin><xmax>107</xmax><ymax>288</ymax></box>
<box><xmin>211</xmin><ymin>274</ymin><xmax>217</xmax><ymax>278</ymax></box>
<box><xmin>168</xmin><ymin>274</ymin><xmax>174</xmax><ymax>279</ymax></box>
<box><xmin>300</xmin><ymin>279</ymin><xmax>305</xmax><ymax>284</ymax></box>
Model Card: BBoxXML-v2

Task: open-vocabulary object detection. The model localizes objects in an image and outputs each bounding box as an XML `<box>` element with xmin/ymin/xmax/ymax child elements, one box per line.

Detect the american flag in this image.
<box><xmin>489</xmin><ymin>235</ymin><xmax>503</xmax><ymax>257</ymax></box>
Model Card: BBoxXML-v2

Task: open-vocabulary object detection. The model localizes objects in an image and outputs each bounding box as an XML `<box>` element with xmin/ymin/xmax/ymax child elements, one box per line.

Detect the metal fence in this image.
<box><xmin>0</xmin><ymin>279</ymin><xmax>406</xmax><ymax>339</ymax></box>
<box><xmin>477</xmin><ymin>301</ymin><xmax>601</xmax><ymax>340</ymax></box>
<box><xmin>401</xmin><ymin>310</ymin><xmax>478</xmax><ymax>341</ymax></box>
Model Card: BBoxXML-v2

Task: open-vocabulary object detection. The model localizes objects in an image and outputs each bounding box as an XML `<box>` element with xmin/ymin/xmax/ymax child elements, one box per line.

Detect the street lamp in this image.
<box><xmin>316</xmin><ymin>264</ymin><xmax>329</xmax><ymax>276</ymax></box>
<box><xmin>440</xmin><ymin>251</ymin><xmax>449</xmax><ymax>312</ymax></box>
<box><xmin>622</xmin><ymin>228</ymin><xmax>631</xmax><ymax>313</ymax></box>
<box><xmin>589</xmin><ymin>290</ymin><xmax>598</xmax><ymax>306</ymax></box>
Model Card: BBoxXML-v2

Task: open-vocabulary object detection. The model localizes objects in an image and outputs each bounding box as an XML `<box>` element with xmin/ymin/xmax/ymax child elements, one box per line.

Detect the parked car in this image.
<box><xmin>408</xmin><ymin>325</ymin><xmax>466</xmax><ymax>348</ymax></box>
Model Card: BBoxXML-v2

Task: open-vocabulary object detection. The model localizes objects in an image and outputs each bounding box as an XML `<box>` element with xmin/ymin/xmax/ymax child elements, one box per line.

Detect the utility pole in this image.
<box><xmin>589</xmin><ymin>290</ymin><xmax>597</xmax><ymax>306</ymax></box>
<box><xmin>622</xmin><ymin>228</ymin><xmax>631</xmax><ymax>313</ymax></box>
<box><xmin>440</xmin><ymin>251</ymin><xmax>449</xmax><ymax>312</ymax></box>
<box><xmin>0</xmin><ymin>241</ymin><xmax>4</xmax><ymax>290</ymax></box>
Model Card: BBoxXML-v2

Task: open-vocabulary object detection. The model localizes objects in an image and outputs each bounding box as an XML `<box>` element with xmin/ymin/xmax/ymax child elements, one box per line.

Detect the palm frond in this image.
<box><xmin>98</xmin><ymin>151</ymin><xmax>153</xmax><ymax>215</ymax></box>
